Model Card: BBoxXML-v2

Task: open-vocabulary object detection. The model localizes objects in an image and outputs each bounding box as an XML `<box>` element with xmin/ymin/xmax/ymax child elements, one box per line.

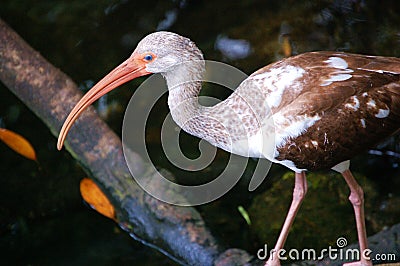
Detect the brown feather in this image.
<box><xmin>272</xmin><ymin>52</ymin><xmax>400</xmax><ymax>170</ymax></box>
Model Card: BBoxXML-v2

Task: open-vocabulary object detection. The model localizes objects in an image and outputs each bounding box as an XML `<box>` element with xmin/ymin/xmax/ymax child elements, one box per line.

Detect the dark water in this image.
<box><xmin>1</xmin><ymin>0</ymin><xmax>400</xmax><ymax>265</ymax></box>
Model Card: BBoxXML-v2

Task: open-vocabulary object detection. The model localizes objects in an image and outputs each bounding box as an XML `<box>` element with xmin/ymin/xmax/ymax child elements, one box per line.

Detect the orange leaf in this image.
<box><xmin>281</xmin><ymin>35</ymin><xmax>292</xmax><ymax>57</ymax></box>
<box><xmin>0</xmin><ymin>128</ymin><xmax>37</xmax><ymax>161</ymax></box>
<box><xmin>80</xmin><ymin>178</ymin><xmax>116</xmax><ymax>220</ymax></box>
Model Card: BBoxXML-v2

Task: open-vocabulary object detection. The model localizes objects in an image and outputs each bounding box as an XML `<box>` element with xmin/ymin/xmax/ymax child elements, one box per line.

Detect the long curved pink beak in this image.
<box><xmin>57</xmin><ymin>56</ymin><xmax>150</xmax><ymax>150</ymax></box>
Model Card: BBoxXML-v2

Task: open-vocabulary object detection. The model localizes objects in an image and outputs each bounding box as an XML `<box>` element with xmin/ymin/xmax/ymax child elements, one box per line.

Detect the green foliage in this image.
<box><xmin>249</xmin><ymin>171</ymin><xmax>378</xmax><ymax>252</ymax></box>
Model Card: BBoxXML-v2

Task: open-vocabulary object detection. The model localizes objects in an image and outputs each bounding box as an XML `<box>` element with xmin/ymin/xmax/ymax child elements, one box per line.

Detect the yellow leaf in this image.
<box><xmin>238</xmin><ymin>205</ymin><xmax>251</xmax><ymax>225</ymax></box>
<box><xmin>281</xmin><ymin>35</ymin><xmax>292</xmax><ymax>57</ymax></box>
<box><xmin>80</xmin><ymin>178</ymin><xmax>116</xmax><ymax>220</ymax></box>
<box><xmin>0</xmin><ymin>128</ymin><xmax>37</xmax><ymax>161</ymax></box>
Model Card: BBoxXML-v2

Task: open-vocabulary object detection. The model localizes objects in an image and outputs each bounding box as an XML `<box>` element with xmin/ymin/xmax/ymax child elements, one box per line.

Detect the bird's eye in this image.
<box><xmin>144</xmin><ymin>54</ymin><xmax>154</xmax><ymax>62</ymax></box>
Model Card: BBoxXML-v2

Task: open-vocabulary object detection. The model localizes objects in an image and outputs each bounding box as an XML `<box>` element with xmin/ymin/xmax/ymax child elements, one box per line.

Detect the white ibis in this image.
<box><xmin>57</xmin><ymin>31</ymin><xmax>400</xmax><ymax>266</ymax></box>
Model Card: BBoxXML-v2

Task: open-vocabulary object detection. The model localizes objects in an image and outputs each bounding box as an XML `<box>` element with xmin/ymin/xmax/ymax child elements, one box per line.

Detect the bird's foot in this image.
<box><xmin>343</xmin><ymin>260</ymin><xmax>372</xmax><ymax>266</ymax></box>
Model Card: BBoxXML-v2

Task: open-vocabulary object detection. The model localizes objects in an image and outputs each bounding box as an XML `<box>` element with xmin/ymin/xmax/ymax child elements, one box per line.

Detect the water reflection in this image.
<box><xmin>215</xmin><ymin>35</ymin><xmax>252</xmax><ymax>60</ymax></box>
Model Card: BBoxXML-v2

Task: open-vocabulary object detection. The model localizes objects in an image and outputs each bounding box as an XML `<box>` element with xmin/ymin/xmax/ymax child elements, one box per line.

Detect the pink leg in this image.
<box><xmin>342</xmin><ymin>170</ymin><xmax>372</xmax><ymax>266</ymax></box>
<box><xmin>265</xmin><ymin>172</ymin><xmax>307</xmax><ymax>266</ymax></box>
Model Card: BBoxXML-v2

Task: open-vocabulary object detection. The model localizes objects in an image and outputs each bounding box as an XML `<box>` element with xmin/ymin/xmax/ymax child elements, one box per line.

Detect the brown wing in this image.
<box><xmin>254</xmin><ymin>51</ymin><xmax>400</xmax><ymax>170</ymax></box>
<box><xmin>268</xmin><ymin>51</ymin><xmax>400</xmax><ymax>118</ymax></box>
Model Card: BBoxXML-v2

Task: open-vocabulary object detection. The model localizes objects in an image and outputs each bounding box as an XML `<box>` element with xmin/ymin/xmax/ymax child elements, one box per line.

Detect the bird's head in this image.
<box><xmin>136</xmin><ymin>31</ymin><xmax>203</xmax><ymax>73</ymax></box>
<box><xmin>57</xmin><ymin>31</ymin><xmax>203</xmax><ymax>150</ymax></box>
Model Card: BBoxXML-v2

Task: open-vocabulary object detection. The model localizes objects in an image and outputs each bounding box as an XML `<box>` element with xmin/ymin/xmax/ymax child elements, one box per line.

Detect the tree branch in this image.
<box><xmin>0</xmin><ymin>18</ymin><xmax>259</xmax><ymax>266</ymax></box>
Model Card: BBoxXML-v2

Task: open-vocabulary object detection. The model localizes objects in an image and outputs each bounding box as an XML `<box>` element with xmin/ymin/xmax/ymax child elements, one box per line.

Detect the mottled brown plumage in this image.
<box><xmin>57</xmin><ymin>32</ymin><xmax>400</xmax><ymax>266</ymax></box>
<box><xmin>267</xmin><ymin>52</ymin><xmax>400</xmax><ymax>170</ymax></box>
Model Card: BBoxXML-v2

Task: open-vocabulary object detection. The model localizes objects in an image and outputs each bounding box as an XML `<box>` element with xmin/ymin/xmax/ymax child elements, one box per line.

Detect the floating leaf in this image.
<box><xmin>80</xmin><ymin>178</ymin><xmax>115</xmax><ymax>220</ymax></box>
<box><xmin>0</xmin><ymin>128</ymin><xmax>37</xmax><ymax>161</ymax></box>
